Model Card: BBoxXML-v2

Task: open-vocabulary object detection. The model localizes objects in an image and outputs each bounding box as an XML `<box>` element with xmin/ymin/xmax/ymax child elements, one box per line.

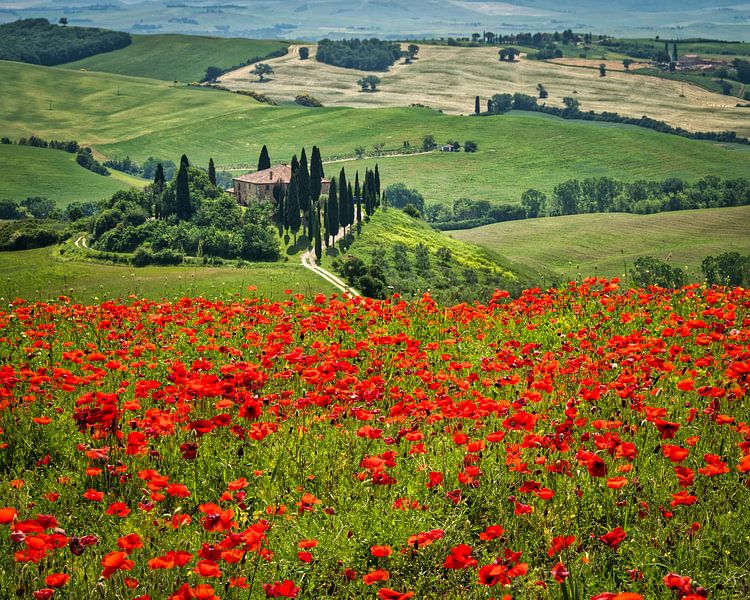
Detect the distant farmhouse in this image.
<box><xmin>230</xmin><ymin>164</ymin><xmax>330</xmax><ymax>205</ymax></box>
<box><xmin>676</xmin><ymin>54</ymin><xmax>726</xmax><ymax>71</ymax></box>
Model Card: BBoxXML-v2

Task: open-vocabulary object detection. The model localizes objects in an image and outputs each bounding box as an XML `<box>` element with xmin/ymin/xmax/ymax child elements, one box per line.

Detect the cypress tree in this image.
<box><xmin>153</xmin><ymin>163</ymin><xmax>165</xmax><ymax>189</ymax></box>
<box><xmin>180</xmin><ymin>154</ymin><xmax>190</xmax><ymax>169</ymax></box>
<box><xmin>314</xmin><ymin>203</ymin><xmax>322</xmax><ymax>262</ymax></box>
<box><xmin>310</xmin><ymin>146</ymin><xmax>324</xmax><ymax>202</ymax></box>
<box><xmin>347</xmin><ymin>182</ymin><xmax>354</xmax><ymax>229</ymax></box>
<box><xmin>208</xmin><ymin>158</ymin><xmax>216</xmax><ymax>186</ymax></box>
<box><xmin>355</xmin><ymin>171</ymin><xmax>362</xmax><ymax>233</ymax></box>
<box><xmin>672</xmin><ymin>42</ymin><xmax>678</xmax><ymax>62</ymax></box>
<box><xmin>475</xmin><ymin>95</ymin><xmax>480</xmax><ymax>114</ymax></box>
<box><xmin>374</xmin><ymin>164</ymin><xmax>381</xmax><ymax>197</ymax></box>
<box><xmin>327</xmin><ymin>178</ymin><xmax>338</xmax><ymax>246</ymax></box>
<box><xmin>298</xmin><ymin>148</ymin><xmax>311</xmax><ymax>235</ymax></box>
<box><xmin>291</xmin><ymin>154</ymin><xmax>299</xmax><ymax>176</ymax></box>
<box><xmin>175</xmin><ymin>158</ymin><xmax>191</xmax><ymax>221</ymax></box>
<box><xmin>487</xmin><ymin>98</ymin><xmax>492</xmax><ymax>113</ymax></box>
<box><xmin>338</xmin><ymin>168</ymin><xmax>348</xmax><ymax>233</ymax></box>
<box><xmin>285</xmin><ymin>172</ymin><xmax>301</xmax><ymax>243</ymax></box>
<box><xmin>323</xmin><ymin>196</ymin><xmax>330</xmax><ymax>248</ymax></box>
<box><xmin>273</xmin><ymin>180</ymin><xmax>285</xmax><ymax>233</ymax></box>
<box><xmin>258</xmin><ymin>145</ymin><xmax>271</xmax><ymax>171</ymax></box>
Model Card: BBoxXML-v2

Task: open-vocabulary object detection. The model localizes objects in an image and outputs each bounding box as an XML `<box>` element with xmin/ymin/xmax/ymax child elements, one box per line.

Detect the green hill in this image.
<box><xmin>448</xmin><ymin>206</ymin><xmax>750</xmax><ymax>284</ymax></box>
<box><xmin>0</xmin><ymin>144</ymin><xmax>139</xmax><ymax>206</ymax></box>
<box><xmin>2</xmin><ymin>60</ymin><xmax>749</xmax><ymax>206</ymax></box>
<box><xmin>64</xmin><ymin>34</ymin><xmax>288</xmax><ymax>83</ymax></box>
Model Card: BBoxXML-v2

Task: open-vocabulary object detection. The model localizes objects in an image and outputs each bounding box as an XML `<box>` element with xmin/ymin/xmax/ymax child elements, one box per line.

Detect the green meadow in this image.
<box><xmin>2</xmin><ymin>60</ymin><xmax>749</xmax><ymax>206</ymax></box>
<box><xmin>0</xmin><ymin>244</ymin><xmax>333</xmax><ymax>302</ymax></box>
<box><xmin>448</xmin><ymin>206</ymin><xmax>750</xmax><ymax>283</ymax></box>
<box><xmin>0</xmin><ymin>144</ymin><xmax>138</xmax><ymax>205</ymax></box>
<box><xmin>64</xmin><ymin>34</ymin><xmax>288</xmax><ymax>83</ymax></box>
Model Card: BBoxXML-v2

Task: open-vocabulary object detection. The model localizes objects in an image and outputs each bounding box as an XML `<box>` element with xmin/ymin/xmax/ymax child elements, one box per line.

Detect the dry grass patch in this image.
<box><xmin>221</xmin><ymin>44</ymin><xmax>750</xmax><ymax>136</ymax></box>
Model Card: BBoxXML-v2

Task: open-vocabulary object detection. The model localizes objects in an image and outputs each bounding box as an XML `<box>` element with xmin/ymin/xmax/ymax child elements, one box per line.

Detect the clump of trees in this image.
<box><xmin>316</xmin><ymin>38</ymin><xmax>403</xmax><ymax>71</ymax></box>
<box><xmin>294</xmin><ymin>94</ymin><xmax>322</xmax><ymax>107</ymax></box>
<box><xmin>75</xmin><ymin>147</ymin><xmax>108</xmax><ymax>176</ymax></box>
<box><xmin>0</xmin><ymin>18</ymin><xmax>131</xmax><ymax>65</ymax></box>
<box><xmin>357</xmin><ymin>75</ymin><xmax>381</xmax><ymax>92</ymax></box>
<box><xmin>91</xmin><ymin>155</ymin><xmax>280</xmax><ymax>265</ymax></box>
<box><xmin>252</xmin><ymin>63</ymin><xmax>274</xmax><ymax>82</ymax></box>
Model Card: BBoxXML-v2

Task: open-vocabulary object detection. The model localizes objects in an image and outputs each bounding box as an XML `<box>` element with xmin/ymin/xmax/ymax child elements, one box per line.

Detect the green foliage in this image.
<box><xmin>0</xmin><ymin>18</ymin><xmax>131</xmax><ymax>66</ymax></box>
<box><xmin>316</xmin><ymin>38</ymin><xmax>402</xmax><ymax>71</ymax></box>
<box><xmin>702</xmin><ymin>252</ymin><xmax>750</xmax><ymax>286</ymax></box>
<box><xmin>20</xmin><ymin>196</ymin><xmax>58</xmax><ymax>219</ymax></box>
<box><xmin>464</xmin><ymin>140</ymin><xmax>478</xmax><ymax>152</ymax></box>
<box><xmin>75</xmin><ymin>147</ymin><xmax>109</xmax><ymax>176</ymax></box>
<box><xmin>299</xmin><ymin>47</ymin><xmax>310</xmax><ymax>60</ymax></box>
<box><xmin>202</xmin><ymin>66</ymin><xmax>223</xmax><ymax>83</ymax></box>
<box><xmin>631</xmin><ymin>255</ymin><xmax>686</xmax><ymax>288</ymax></box>
<box><xmin>258</xmin><ymin>145</ymin><xmax>271</xmax><ymax>171</ymax></box>
<box><xmin>384</xmin><ymin>183</ymin><xmax>425</xmax><ymax>213</ymax></box>
<box><xmin>0</xmin><ymin>220</ymin><xmax>61</xmax><ymax>251</ymax></box>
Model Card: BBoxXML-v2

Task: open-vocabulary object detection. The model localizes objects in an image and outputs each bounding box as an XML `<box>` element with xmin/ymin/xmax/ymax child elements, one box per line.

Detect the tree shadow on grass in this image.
<box><xmin>286</xmin><ymin>234</ymin><xmax>311</xmax><ymax>255</ymax></box>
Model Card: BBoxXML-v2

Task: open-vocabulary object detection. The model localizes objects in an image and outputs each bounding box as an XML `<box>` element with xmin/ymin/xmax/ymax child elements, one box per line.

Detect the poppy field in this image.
<box><xmin>0</xmin><ymin>282</ymin><xmax>748</xmax><ymax>600</ymax></box>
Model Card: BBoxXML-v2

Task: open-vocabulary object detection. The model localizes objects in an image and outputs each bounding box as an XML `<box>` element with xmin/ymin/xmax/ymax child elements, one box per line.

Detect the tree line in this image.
<box><xmin>419</xmin><ymin>175</ymin><xmax>750</xmax><ymax>230</ymax></box>
<box><xmin>0</xmin><ymin>19</ymin><xmax>131</xmax><ymax>66</ymax></box>
<box><xmin>631</xmin><ymin>252</ymin><xmax>750</xmax><ymax>289</ymax></box>
<box><xmin>480</xmin><ymin>93</ymin><xmax>749</xmax><ymax>145</ymax></box>
<box><xmin>316</xmin><ymin>39</ymin><xmax>405</xmax><ymax>71</ymax></box>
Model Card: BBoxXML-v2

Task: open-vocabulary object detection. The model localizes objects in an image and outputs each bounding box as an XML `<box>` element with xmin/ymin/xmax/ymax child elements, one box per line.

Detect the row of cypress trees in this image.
<box><xmin>261</xmin><ymin>144</ymin><xmax>382</xmax><ymax>262</ymax></box>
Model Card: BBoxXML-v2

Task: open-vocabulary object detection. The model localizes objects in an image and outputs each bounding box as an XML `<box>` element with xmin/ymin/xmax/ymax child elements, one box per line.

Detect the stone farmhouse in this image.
<box><xmin>231</xmin><ymin>164</ymin><xmax>330</xmax><ymax>205</ymax></box>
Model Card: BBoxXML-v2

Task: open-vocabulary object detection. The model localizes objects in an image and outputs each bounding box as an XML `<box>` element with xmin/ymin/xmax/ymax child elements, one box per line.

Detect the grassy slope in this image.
<box><xmin>337</xmin><ymin>209</ymin><xmax>519</xmax><ymax>279</ymax></box>
<box><xmin>220</xmin><ymin>44</ymin><xmax>750</xmax><ymax>136</ymax></box>
<box><xmin>2</xmin><ymin>61</ymin><xmax>748</xmax><ymax>205</ymax></box>
<box><xmin>64</xmin><ymin>34</ymin><xmax>288</xmax><ymax>82</ymax></box>
<box><xmin>0</xmin><ymin>245</ymin><xmax>334</xmax><ymax>302</ymax></box>
<box><xmin>448</xmin><ymin>206</ymin><xmax>750</xmax><ymax>283</ymax></box>
<box><xmin>0</xmin><ymin>144</ymin><xmax>136</xmax><ymax>205</ymax></box>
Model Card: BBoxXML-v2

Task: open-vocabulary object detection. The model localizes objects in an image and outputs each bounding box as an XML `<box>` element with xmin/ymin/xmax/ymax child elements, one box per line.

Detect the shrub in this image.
<box><xmin>384</xmin><ymin>184</ymin><xmax>425</xmax><ymax>213</ymax></box>
<box><xmin>294</xmin><ymin>94</ymin><xmax>322</xmax><ymax>107</ymax></box>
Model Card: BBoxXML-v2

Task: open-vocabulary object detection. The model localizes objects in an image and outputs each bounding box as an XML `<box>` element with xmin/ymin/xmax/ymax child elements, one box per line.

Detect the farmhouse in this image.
<box><xmin>232</xmin><ymin>164</ymin><xmax>330</xmax><ymax>205</ymax></box>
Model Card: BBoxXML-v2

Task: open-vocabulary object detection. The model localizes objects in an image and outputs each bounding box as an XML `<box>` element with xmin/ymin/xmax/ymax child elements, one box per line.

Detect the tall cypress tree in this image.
<box><xmin>327</xmin><ymin>178</ymin><xmax>338</xmax><ymax>246</ymax></box>
<box><xmin>258</xmin><ymin>145</ymin><xmax>271</xmax><ymax>171</ymax></box>
<box><xmin>338</xmin><ymin>168</ymin><xmax>348</xmax><ymax>233</ymax></box>
<box><xmin>310</xmin><ymin>146</ymin><xmax>324</xmax><ymax>203</ymax></box>
<box><xmin>285</xmin><ymin>172</ymin><xmax>301</xmax><ymax>243</ymax></box>
<box><xmin>347</xmin><ymin>182</ymin><xmax>354</xmax><ymax>230</ymax></box>
<box><xmin>298</xmin><ymin>149</ymin><xmax>311</xmax><ymax>235</ymax></box>
<box><xmin>273</xmin><ymin>180</ymin><xmax>285</xmax><ymax>233</ymax></box>
<box><xmin>374</xmin><ymin>164</ymin><xmax>381</xmax><ymax>197</ymax></box>
<box><xmin>355</xmin><ymin>171</ymin><xmax>362</xmax><ymax>233</ymax></box>
<box><xmin>323</xmin><ymin>196</ymin><xmax>330</xmax><ymax>248</ymax></box>
<box><xmin>314</xmin><ymin>203</ymin><xmax>322</xmax><ymax>261</ymax></box>
<box><xmin>175</xmin><ymin>157</ymin><xmax>191</xmax><ymax>221</ymax></box>
<box><xmin>475</xmin><ymin>95</ymin><xmax>480</xmax><ymax>114</ymax></box>
<box><xmin>208</xmin><ymin>158</ymin><xmax>216</xmax><ymax>186</ymax></box>
<box><xmin>291</xmin><ymin>154</ymin><xmax>300</xmax><ymax>176</ymax></box>
<box><xmin>154</xmin><ymin>163</ymin><xmax>165</xmax><ymax>189</ymax></box>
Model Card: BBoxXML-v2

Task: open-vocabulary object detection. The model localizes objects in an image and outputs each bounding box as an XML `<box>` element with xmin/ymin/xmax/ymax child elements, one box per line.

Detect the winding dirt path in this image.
<box><xmin>300</xmin><ymin>227</ymin><xmax>361</xmax><ymax>298</ymax></box>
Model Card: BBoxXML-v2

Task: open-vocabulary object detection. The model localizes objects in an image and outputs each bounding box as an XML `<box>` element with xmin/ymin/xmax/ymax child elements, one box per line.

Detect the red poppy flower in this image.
<box><xmin>44</xmin><ymin>573</ymin><xmax>70</xmax><ymax>588</ymax></box>
<box><xmin>599</xmin><ymin>527</ymin><xmax>627</xmax><ymax>550</ymax></box>
<box><xmin>443</xmin><ymin>544</ymin><xmax>476</xmax><ymax>569</ymax></box>
<box><xmin>363</xmin><ymin>569</ymin><xmax>390</xmax><ymax>585</ymax></box>
<box><xmin>378</xmin><ymin>589</ymin><xmax>414</xmax><ymax>600</ymax></box>
<box><xmin>370</xmin><ymin>545</ymin><xmax>393</xmax><ymax>557</ymax></box>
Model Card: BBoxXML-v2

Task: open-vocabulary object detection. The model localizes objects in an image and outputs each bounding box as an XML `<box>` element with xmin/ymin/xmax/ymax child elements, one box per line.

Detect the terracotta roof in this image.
<box><xmin>233</xmin><ymin>164</ymin><xmax>330</xmax><ymax>185</ymax></box>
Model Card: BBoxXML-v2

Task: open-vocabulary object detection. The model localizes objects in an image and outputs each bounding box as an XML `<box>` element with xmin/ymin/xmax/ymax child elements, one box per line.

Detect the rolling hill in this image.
<box><xmin>64</xmin><ymin>34</ymin><xmax>288</xmax><ymax>83</ymax></box>
<box><xmin>447</xmin><ymin>206</ymin><xmax>750</xmax><ymax>283</ymax></box>
<box><xmin>2</xmin><ymin>60</ymin><xmax>749</xmax><ymax>206</ymax></box>
<box><xmin>0</xmin><ymin>144</ymin><xmax>140</xmax><ymax>206</ymax></box>
<box><xmin>220</xmin><ymin>44</ymin><xmax>750</xmax><ymax>137</ymax></box>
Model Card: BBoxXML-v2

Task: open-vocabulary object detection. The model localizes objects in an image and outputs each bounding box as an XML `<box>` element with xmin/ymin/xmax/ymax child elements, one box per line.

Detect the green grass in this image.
<box><xmin>2</xmin><ymin>60</ymin><xmax>749</xmax><ymax>206</ymax></box>
<box><xmin>0</xmin><ymin>245</ymin><xmax>335</xmax><ymax>302</ymax></box>
<box><xmin>335</xmin><ymin>209</ymin><xmax>517</xmax><ymax>278</ymax></box>
<box><xmin>0</xmin><ymin>144</ymin><xmax>136</xmax><ymax>205</ymax></box>
<box><xmin>448</xmin><ymin>206</ymin><xmax>750</xmax><ymax>284</ymax></box>
<box><xmin>64</xmin><ymin>34</ymin><xmax>288</xmax><ymax>83</ymax></box>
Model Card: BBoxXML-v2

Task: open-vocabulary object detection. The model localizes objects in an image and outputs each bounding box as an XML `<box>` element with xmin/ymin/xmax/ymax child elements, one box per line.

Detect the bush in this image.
<box><xmin>464</xmin><ymin>140</ymin><xmax>478</xmax><ymax>152</ymax></box>
<box><xmin>0</xmin><ymin>221</ymin><xmax>60</xmax><ymax>251</ymax></box>
<box><xmin>76</xmin><ymin>148</ymin><xmax>109</xmax><ymax>176</ymax></box>
<box><xmin>631</xmin><ymin>256</ymin><xmax>686</xmax><ymax>289</ymax></box>
<box><xmin>402</xmin><ymin>204</ymin><xmax>421</xmax><ymax>218</ymax></box>
<box><xmin>294</xmin><ymin>94</ymin><xmax>322</xmax><ymax>107</ymax></box>
<box><xmin>299</xmin><ymin>47</ymin><xmax>309</xmax><ymax>60</ymax></box>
